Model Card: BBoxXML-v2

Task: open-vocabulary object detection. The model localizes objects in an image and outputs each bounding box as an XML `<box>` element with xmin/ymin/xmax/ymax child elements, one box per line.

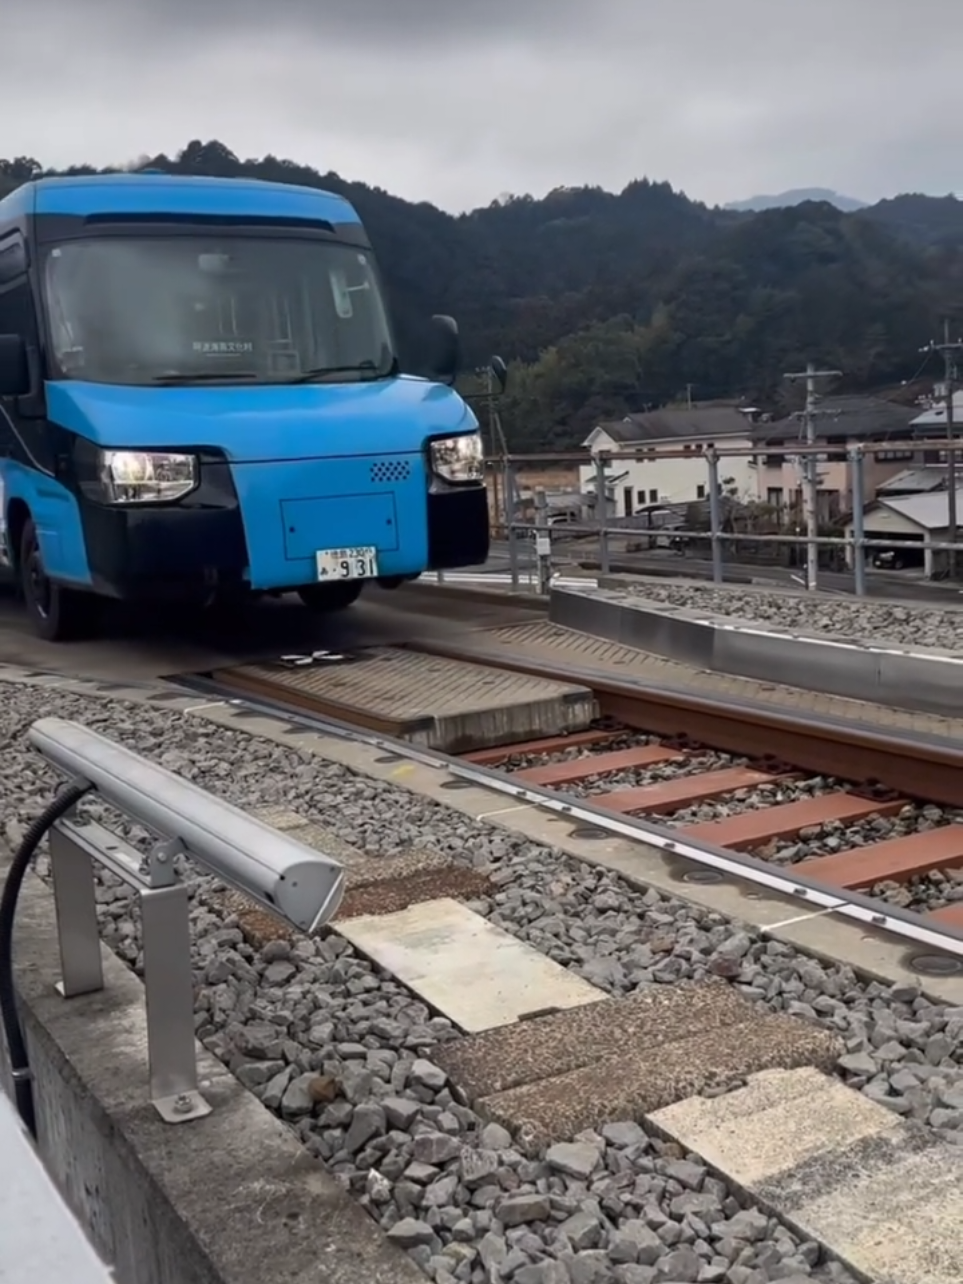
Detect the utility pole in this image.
<box><xmin>920</xmin><ymin>322</ymin><xmax>963</xmax><ymax>578</ymax></box>
<box><xmin>783</xmin><ymin>362</ymin><xmax>842</xmax><ymax>591</ymax></box>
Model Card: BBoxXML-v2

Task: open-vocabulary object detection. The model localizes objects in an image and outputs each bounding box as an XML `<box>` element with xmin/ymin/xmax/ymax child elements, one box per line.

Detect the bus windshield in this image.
<box><xmin>43</xmin><ymin>235</ymin><xmax>397</xmax><ymax>386</ymax></box>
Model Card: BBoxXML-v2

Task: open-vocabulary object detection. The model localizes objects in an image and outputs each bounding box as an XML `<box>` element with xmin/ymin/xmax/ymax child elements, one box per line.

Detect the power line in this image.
<box><xmin>782</xmin><ymin>362</ymin><xmax>842</xmax><ymax>591</ymax></box>
<box><xmin>920</xmin><ymin>321</ymin><xmax>963</xmax><ymax>578</ymax></box>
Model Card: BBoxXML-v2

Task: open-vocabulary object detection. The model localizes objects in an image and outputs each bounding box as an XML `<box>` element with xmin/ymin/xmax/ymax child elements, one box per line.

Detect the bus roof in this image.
<box><xmin>0</xmin><ymin>173</ymin><xmax>362</xmax><ymax>226</ymax></box>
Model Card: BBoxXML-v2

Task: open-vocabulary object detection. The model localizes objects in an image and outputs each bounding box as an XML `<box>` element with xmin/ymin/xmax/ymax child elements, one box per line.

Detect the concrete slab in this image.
<box><xmin>335</xmin><ymin>897</ymin><xmax>604</xmax><ymax>1032</ymax></box>
<box><xmin>430</xmin><ymin>980</ymin><xmax>841</xmax><ymax>1146</ymax></box>
<box><xmin>477</xmin><ymin>1010</ymin><xmax>840</xmax><ymax>1146</ymax></box>
<box><xmin>213</xmin><ymin>646</ymin><xmax>596</xmax><ymax>753</ymax></box>
<box><xmin>433</xmin><ymin>980</ymin><xmax>753</xmax><ymax>1098</ymax></box>
<box><xmin>650</xmin><ymin>1066</ymin><xmax>963</xmax><ymax>1284</ymax></box>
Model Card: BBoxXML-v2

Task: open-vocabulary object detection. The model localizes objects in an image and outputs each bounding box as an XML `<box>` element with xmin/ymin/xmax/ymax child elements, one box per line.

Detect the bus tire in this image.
<box><xmin>19</xmin><ymin>519</ymin><xmax>92</xmax><ymax>642</ymax></box>
<box><xmin>296</xmin><ymin>581</ymin><xmax>363</xmax><ymax>613</ymax></box>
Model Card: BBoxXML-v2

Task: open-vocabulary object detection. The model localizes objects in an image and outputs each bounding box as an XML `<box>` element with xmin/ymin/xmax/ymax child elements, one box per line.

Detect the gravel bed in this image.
<box><xmin>747</xmin><ymin>805</ymin><xmax>963</xmax><ymax>915</ymax></box>
<box><xmin>756</xmin><ymin>803</ymin><xmax>961</xmax><ymax>864</ymax></box>
<box><xmin>872</xmin><ymin>868</ymin><xmax>963</xmax><ymax>913</ymax></box>
<box><xmin>617</xmin><ymin>579</ymin><xmax>963</xmax><ymax>653</ymax></box>
<box><xmin>570</xmin><ymin>753</ymin><xmax>739</xmax><ymax>799</ymax></box>
<box><xmin>499</xmin><ymin>731</ymin><xmax>658</xmax><ymax>774</ymax></box>
<box><xmin>7</xmin><ymin>684</ymin><xmax>963</xmax><ymax>1281</ymax></box>
<box><xmin>659</xmin><ymin>778</ymin><xmax>838</xmax><ymax>828</ymax></box>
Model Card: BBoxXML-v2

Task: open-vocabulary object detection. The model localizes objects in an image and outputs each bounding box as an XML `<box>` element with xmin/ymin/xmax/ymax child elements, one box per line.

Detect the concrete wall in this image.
<box><xmin>0</xmin><ymin>847</ymin><xmax>423</xmax><ymax>1284</ymax></box>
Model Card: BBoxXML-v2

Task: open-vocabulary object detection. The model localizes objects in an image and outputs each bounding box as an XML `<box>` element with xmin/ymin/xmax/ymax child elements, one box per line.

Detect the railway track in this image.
<box><xmin>199</xmin><ymin>644</ymin><xmax>963</xmax><ymax>963</ymax></box>
<box><xmin>6</xmin><ymin>642</ymin><xmax>963</xmax><ymax>1284</ymax></box>
<box><xmin>463</xmin><ymin>722</ymin><xmax>963</xmax><ymax>928</ymax></box>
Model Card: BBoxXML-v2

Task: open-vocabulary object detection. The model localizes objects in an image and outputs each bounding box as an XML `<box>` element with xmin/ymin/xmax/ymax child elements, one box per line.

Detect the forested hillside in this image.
<box><xmin>2</xmin><ymin>141</ymin><xmax>961</xmax><ymax>449</ymax></box>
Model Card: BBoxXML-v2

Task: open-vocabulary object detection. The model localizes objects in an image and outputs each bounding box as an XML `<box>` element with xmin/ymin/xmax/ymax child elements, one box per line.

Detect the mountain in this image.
<box><xmin>857</xmin><ymin>193</ymin><xmax>963</xmax><ymax>247</ymax></box>
<box><xmin>726</xmin><ymin>188</ymin><xmax>868</xmax><ymax>213</ymax></box>
<box><xmin>2</xmin><ymin>141</ymin><xmax>962</xmax><ymax>450</ymax></box>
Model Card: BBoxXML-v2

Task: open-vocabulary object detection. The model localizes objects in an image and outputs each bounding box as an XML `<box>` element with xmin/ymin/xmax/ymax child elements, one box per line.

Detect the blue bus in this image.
<box><xmin>0</xmin><ymin>173</ymin><xmax>493</xmax><ymax>640</ymax></box>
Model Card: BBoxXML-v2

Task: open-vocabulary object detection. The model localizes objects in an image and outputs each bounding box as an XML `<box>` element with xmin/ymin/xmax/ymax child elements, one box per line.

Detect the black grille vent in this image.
<box><xmin>370</xmin><ymin>459</ymin><xmax>411</xmax><ymax>484</ymax></box>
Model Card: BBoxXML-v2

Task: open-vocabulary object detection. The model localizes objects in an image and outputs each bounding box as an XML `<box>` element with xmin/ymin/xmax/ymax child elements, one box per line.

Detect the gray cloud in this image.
<box><xmin>5</xmin><ymin>0</ymin><xmax>961</xmax><ymax>211</ymax></box>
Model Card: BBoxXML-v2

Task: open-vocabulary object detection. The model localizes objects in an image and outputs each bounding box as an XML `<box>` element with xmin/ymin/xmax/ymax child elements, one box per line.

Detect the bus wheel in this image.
<box><xmin>297</xmin><ymin>581</ymin><xmax>363</xmax><ymax>613</ymax></box>
<box><xmin>19</xmin><ymin>519</ymin><xmax>91</xmax><ymax>642</ymax></box>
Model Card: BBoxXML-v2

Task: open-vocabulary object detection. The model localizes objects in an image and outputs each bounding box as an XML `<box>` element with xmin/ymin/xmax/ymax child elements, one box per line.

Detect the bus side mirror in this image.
<box><xmin>429</xmin><ymin>315</ymin><xmax>460</xmax><ymax>384</ymax></box>
<box><xmin>0</xmin><ymin>335</ymin><xmax>29</xmax><ymax>398</ymax></box>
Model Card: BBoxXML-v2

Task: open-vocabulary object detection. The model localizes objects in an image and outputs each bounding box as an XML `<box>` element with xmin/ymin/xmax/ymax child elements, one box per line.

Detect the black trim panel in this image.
<box><xmin>426</xmin><ymin>485</ymin><xmax>489</xmax><ymax>570</ymax></box>
<box><xmin>33</xmin><ymin>214</ymin><xmax>371</xmax><ymax>248</ymax></box>
<box><xmin>76</xmin><ymin>452</ymin><xmax>250</xmax><ymax>601</ymax></box>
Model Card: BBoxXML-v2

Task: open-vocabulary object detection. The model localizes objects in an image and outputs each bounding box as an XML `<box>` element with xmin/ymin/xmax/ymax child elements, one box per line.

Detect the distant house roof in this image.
<box><xmin>586</xmin><ymin>404</ymin><xmax>753</xmax><ymax>447</ymax></box>
<box><xmin>754</xmin><ymin>395</ymin><xmax>920</xmax><ymax>444</ymax></box>
<box><xmin>586</xmin><ymin>420</ymin><xmax>650</xmax><ymax>445</ymax></box>
<box><xmin>877</xmin><ymin>468</ymin><xmax>947</xmax><ymax>495</ymax></box>
<box><xmin>874</xmin><ymin>488</ymin><xmax>963</xmax><ymax>531</ymax></box>
<box><xmin>910</xmin><ymin>391</ymin><xmax>963</xmax><ymax>427</ymax></box>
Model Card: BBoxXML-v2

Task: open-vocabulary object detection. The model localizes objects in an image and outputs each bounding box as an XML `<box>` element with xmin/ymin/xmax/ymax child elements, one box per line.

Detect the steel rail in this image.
<box><xmin>403</xmin><ymin>636</ymin><xmax>963</xmax><ymax>809</ymax></box>
<box><xmin>175</xmin><ymin>673</ymin><xmax>963</xmax><ymax>962</ymax></box>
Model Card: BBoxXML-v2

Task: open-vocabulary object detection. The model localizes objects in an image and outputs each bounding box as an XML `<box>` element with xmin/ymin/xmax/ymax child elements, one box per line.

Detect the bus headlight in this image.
<box><xmin>97</xmin><ymin>450</ymin><xmax>198</xmax><ymax>504</ymax></box>
<box><xmin>429</xmin><ymin>432</ymin><xmax>483</xmax><ymax>483</ymax></box>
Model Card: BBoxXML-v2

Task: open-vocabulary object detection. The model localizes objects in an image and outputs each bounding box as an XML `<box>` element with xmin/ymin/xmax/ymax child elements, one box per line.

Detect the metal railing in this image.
<box><xmin>23</xmin><ymin>718</ymin><xmax>346</xmax><ymax>1124</ymax></box>
<box><xmin>481</xmin><ymin>440</ymin><xmax>963</xmax><ymax>594</ymax></box>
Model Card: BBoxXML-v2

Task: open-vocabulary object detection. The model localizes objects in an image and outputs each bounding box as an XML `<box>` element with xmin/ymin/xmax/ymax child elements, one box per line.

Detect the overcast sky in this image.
<box><xmin>5</xmin><ymin>0</ymin><xmax>960</xmax><ymax>212</ymax></box>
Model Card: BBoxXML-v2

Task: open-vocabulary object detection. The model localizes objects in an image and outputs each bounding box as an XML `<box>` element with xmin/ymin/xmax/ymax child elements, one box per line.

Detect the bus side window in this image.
<box><xmin>0</xmin><ymin>236</ymin><xmax>52</xmax><ymax>470</ymax></box>
<box><xmin>0</xmin><ymin>236</ymin><xmax>38</xmax><ymax>369</ymax></box>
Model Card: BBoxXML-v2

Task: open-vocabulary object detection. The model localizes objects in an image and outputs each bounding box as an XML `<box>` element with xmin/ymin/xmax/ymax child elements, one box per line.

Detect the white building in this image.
<box><xmin>579</xmin><ymin>405</ymin><xmax>758</xmax><ymax>518</ymax></box>
<box><xmin>842</xmin><ymin>488</ymin><xmax>963</xmax><ymax>577</ymax></box>
<box><xmin>909</xmin><ymin>390</ymin><xmax>963</xmax><ymax>432</ymax></box>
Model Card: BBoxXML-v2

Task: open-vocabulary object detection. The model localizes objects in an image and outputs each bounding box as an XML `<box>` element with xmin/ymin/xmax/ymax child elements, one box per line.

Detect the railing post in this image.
<box><xmin>849</xmin><ymin>447</ymin><xmax>867</xmax><ymax>597</ymax></box>
<box><xmin>599</xmin><ymin>526</ymin><xmax>611</xmax><ymax>575</ymax></box>
<box><xmin>595</xmin><ymin>453</ymin><xmax>610</xmax><ymax>574</ymax></box>
<box><xmin>707</xmin><ymin>449</ymin><xmax>723</xmax><ymax>583</ymax></box>
<box><xmin>48</xmin><ymin>824</ymin><xmax>103</xmax><ymax>998</ymax></box>
<box><xmin>533</xmin><ymin>488</ymin><xmax>551</xmax><ymax>593</ymax></box>
<box><xmin>505</xmin><ymin>458</ymin><xmax>520</xmax><ymax>589</ymax></box>
<box><xmin>140</xmin><ymin>842</ymin><xmax>208</xmax><ymax>1122</ymax></box>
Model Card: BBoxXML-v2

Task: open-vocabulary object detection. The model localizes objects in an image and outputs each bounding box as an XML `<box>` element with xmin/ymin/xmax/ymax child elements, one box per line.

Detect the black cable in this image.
<box><xmin>0</xmin><ymin>779</ymin><xmax>93</xmax><ymax>1137</ymax></box>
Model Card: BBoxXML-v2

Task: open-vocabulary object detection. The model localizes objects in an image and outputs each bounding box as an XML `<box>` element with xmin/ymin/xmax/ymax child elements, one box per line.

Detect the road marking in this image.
<box><xmin>182</xmin><ymin>700</ymin><xmax>231</xmax><ymax>714</ymax></box>
<box><xmin>761</xmin><ymin>905</ymin><xmax>841</xmax><ymax>930</ymax></box>
<box><xmin>474</xmin><ymin>803</ymin><xmax>538</xmax><ymax>819</ymax></box>
<box><xmin>336</xmin><ymin>897</ymin><xmax>603</xmax><ymax>1032</ymax></box>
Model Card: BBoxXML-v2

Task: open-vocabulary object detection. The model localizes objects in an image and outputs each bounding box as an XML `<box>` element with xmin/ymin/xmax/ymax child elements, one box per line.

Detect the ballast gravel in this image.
<box><xmin>754</xmin><ymin>803</ymin><xmax>963</xmax><ymax>912</ymax></box>
<box><xmin>5</xmin><ymin>682</ymin><xmax>963</xmax><ymax>1283</ymax></box>
<box><xmin>565</xmin><ymin>752</ymin><xmax>737</xmax><ymax>797</ymax></box>
<box><xmin>498</xmin><ymin>732</ymin><xmax>660</xmax><ymax>774</ymax></box>
<box><xmin>658</xmin><ymin>777</ymin><xmax>837</xmax><ymax>827</ymax></box>
<box><xmin>612</xmin><ymin>579</ymin><xmax>963</xmax><ymax>653</ymax></box>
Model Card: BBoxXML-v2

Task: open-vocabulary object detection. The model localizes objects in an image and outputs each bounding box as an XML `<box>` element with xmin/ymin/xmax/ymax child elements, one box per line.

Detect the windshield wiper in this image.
<box><xmin>149</xmin><ymin>371</ymin><xmax>260</xmax><ymax>385</ymax></box>
<box><xmin>287</xmin><ymin>357</ymin><xmax>397</xmax><ymax>384</ymax></box>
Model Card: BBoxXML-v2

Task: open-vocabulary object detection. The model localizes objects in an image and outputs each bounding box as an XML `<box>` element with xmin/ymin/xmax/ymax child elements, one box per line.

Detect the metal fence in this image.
<box><xmin>476</xmin><ymin>440</ymin><xmax>963</xmax><ymax>596</ymax></box>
